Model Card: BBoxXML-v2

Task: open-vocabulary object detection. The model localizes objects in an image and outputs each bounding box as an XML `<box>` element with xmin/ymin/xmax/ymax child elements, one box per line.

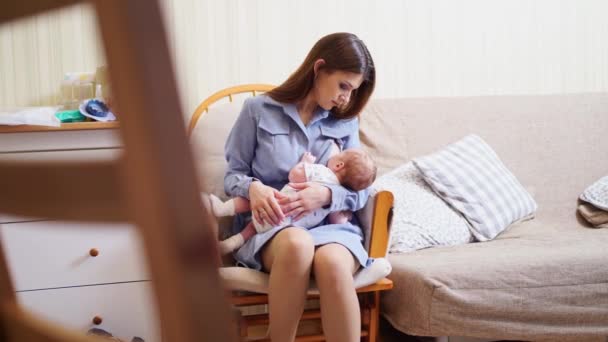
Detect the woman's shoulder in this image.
<box><xmin>243</xmin><ymin>93</ymin><xmax>266</xmax><ymax>106</ymax></box>
<box><xmin>322</xmin><ymin>114</ymin><xmax>359</xmax><ymax>132</ymax></box>
<box><xmin>245</xmin><ymin>94</ymin><xmax>285</xmax><ymax>109</ymax></box>
<box><xmin>242</xmin><ymin>94</ymin><xmax>285</xmax><ymax>117</ymax></box>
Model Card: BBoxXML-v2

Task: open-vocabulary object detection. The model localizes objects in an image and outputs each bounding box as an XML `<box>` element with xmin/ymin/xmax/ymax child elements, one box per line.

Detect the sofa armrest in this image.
<box><xmin>355</xmin><ymin>189</ymin><xmax>394</xmax><ymax>258</ymax></box>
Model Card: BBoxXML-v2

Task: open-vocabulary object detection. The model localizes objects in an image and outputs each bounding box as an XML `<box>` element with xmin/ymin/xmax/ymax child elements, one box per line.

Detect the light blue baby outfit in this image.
<box><xmin>224</xmin><ymin>95</ymin><xmax>371</xmax><ymax>270</ymax></box>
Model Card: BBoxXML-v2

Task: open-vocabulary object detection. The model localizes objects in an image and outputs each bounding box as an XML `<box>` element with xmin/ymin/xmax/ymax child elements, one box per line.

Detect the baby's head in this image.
<box><xmin>328</xmin><ymin>148</ymin><xmax>377</xmax><ymax>191</ymax></box>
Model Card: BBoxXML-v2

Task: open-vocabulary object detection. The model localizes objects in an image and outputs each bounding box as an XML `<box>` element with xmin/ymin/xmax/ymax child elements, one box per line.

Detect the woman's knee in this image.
<box><xmin>313</xmin><ymin>244</ymin><xmax>357</xmax><ymax>284</ymax></box>
<box><xmin>265</xmin><ymin>228</ymin><xmax>315</xmax><ymax>270</ymax></box>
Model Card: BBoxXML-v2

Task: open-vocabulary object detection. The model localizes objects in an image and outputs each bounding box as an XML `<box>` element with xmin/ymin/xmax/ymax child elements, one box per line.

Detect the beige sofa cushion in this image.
<box><xmin>190</xmin><ymin>101</ymin><xmax>244</xmax><ymax>239</ymax></box>
<box><xmin>382</xmin><ymin>220</ymin><xmax>608</xmax><ymax>340</ymax></box>
<box><xmin>190</xmin><ymin>100</ymin><xmax>243</xmax><ymax>200</ymax></box>
<box><xmin>220</xmin><ymin>256</ymin><xmax>392</xmax><ymax>295</ymax></box>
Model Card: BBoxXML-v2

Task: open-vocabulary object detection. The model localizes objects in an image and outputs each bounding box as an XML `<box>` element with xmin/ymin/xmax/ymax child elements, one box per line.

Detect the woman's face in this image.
<box><xmin>313</xmin><ymin>68</ymin><xmax>364</xmax><ymax>111</ymax></box>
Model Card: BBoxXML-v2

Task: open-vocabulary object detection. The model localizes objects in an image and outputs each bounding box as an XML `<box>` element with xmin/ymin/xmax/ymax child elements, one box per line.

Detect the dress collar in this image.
<box><xmin>263</xmin><ymin>95</ymin><xmax>331</xmax><ymax>122</ymax></box>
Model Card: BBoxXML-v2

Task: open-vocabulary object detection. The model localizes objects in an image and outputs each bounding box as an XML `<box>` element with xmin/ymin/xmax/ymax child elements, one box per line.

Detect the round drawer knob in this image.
<box><xmin>92</xmin><ymin>316</ymin><xmax>103</xmax><ymax>325</ymax></box>
<box><xmin>89</xmin><ymin>248</ymin><xmax>99</xmax><ymax>257</ymax></box>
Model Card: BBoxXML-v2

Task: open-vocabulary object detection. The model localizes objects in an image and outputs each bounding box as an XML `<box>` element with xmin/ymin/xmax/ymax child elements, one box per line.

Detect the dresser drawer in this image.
<box><xmin>17</xmin><ymin>281</ymin><xmax>161</xmax><ymax>342</ymax></box>
<box><xmin>0</xmin><ymin>221</ymin><xmax>149</xmax><ymax>291</ymax></box>
<box><xmin>0</xmin><ymin>148</ymin><xmax>121</xmax><ymax>162</ymax></box>
<box><xmin>0</xmin><ymin>148</ymin><xmax>122</xmax><ymax>224</ymax></box>
<box><xmin>0</xmin><ymin>129</ymin><xmax>121</xmax><ymax>153</ymax></box>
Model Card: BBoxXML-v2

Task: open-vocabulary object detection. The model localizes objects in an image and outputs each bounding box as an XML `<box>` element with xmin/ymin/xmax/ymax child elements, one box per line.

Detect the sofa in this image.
<box><xmin>357</xmin><ymin>93</ymin><xmax>608</xmax><ymax>341</ymax></box>
<box><xmin>191</xmin><ymin>91</ymin><xmax>608</xmax><ymax>341</ymax></box>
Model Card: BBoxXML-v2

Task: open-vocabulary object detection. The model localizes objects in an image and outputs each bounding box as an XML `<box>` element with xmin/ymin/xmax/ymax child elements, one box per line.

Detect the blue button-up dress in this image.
<box><xmin>224</xmin><ymin>94</ymin><xmax>371</xmax><ymax>270</ymax></box>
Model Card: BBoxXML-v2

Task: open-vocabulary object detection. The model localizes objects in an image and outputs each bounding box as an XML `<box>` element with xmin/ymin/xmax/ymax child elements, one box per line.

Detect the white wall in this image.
<box><xmin>1</xmin><ymin>0</ymin><xmax>607</xmax><ymax>118</ymax></box>
<box><xmin>0</xmin><ymin>4</ymin><xmax>104</xmax><ymax>108</ymax></box>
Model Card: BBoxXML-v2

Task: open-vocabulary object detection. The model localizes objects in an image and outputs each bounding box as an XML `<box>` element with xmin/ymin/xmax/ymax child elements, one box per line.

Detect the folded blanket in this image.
<box><xmin>580</xmin><ymin>175</ymin><xmax>608</xmax><ymax>211</ymax></box>
<box><xmin>578</xmin><ymin>203</ymin><xmax>608</xmax><ymax>228</ymax></box>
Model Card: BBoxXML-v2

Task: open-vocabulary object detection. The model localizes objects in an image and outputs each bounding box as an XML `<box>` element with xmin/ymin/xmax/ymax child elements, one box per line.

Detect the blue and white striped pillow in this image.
<box><xmin>413</xmin><ymin>134</ymin><xmax>537</xmax><ymax>241</ymax></box>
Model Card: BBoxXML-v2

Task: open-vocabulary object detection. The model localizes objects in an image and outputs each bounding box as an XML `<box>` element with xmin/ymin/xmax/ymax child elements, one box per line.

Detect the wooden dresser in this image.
<box><xmin>0</xmin><ymin>123</ymin><xmax>161</xmax><ymax>342</ymax></box>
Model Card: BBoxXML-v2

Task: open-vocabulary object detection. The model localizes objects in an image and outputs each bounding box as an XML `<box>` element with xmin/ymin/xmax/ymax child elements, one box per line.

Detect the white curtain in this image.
<box><xmin>1</xmin><ymin>0</ymin><xmax>607</xmax><ymax>119</ymax></box>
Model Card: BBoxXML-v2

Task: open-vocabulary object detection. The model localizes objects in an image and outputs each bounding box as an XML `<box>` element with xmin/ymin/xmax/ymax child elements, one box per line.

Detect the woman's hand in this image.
<box><xmin>279</xmin><ymin>182</ymin><xmax>332</xmax><ymax>221</ymax></box>
<box><xmin>249</xmin><ymin>181</ymin><xmax>285</xmax><ymax>226</ymax></box>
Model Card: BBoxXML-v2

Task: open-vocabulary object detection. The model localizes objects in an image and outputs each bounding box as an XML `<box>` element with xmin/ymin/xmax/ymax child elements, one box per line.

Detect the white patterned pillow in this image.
<box><xmin>413</xmin><ymin>134</ymin><xmax>537</xmax><ymax>241</ymax></box>
<box><xmin>372</xmin><ymin>162</ymin><xmax>474</xmax><ymax>254</ymax></box>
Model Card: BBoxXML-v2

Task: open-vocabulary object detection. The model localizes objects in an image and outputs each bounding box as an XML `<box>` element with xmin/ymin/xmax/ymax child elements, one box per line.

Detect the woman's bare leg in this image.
<box><xmin>261</xmin><ymin>227</ymin><xmax>314</xmax><ymax>341</ymax></box>
<box><xmin>313</xmin><ymin>243</ymin><xmax>360</xmax><ymax>342</ymax></box>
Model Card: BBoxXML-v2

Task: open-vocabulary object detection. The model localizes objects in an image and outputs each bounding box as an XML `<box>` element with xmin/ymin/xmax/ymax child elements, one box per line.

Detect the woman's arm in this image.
<box><xmin>323</xmin><ymin>183</ymin><xmax>369</xmax><ymax>212</ymax></box>
<box><xmin>224</xmin><ymin>99</ymin><xmax>257</xmax><ymax>199</ymax></box>
<box><xmin>224</xmin><ymin>99</ymin><xmax>284</xmax><ymax>225</ymax></box>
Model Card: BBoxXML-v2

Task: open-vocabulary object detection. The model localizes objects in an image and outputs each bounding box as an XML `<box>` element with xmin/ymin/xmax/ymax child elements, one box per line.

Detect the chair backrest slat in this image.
<box><xmin>188</xmin><ymin>84</ymin><xmax>275</xmax><ymax>135</ymax></box>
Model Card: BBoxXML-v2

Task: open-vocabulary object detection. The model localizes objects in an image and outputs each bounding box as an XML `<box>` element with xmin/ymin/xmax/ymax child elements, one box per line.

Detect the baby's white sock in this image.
<box><xmin>352</xmin><ymin>258</ymin><xmax>392</xmax><ymax>289</ymax></box>
<box><xmin>219</xmin><ymin>233</ymin><xmax>245</xmax><ymax>255</ymax></box>
<box><xmin>208</xmin><ymin>194</ymin><xmax>235</xmax><ymax>217</ymax></box>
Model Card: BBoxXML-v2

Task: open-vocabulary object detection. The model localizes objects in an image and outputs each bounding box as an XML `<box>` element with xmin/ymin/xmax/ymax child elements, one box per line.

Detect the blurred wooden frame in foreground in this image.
<box><xmin>0</xmin><ymin>1</ymin><xmax>238</xmax><ymax>342</ymax></box>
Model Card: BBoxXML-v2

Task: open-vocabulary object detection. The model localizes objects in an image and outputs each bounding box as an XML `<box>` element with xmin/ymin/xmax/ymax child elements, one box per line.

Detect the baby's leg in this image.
<box><xmin>207</xmin><ymin>194</ymin><xmax>251</xmax><ymax>217</ymax></box>
<box><xmin>328</xmin><ymin>211</ymin><xmax>353</xmax><ymax>225</ymax></box>
<box><xmin>218</xmin><ymin>222</ymin><xmax>257</xmax><ymax>255</ymax></box>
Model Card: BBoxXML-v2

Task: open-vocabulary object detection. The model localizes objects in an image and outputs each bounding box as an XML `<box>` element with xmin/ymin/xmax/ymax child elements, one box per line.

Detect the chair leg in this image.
<box><xmin>231</xmin><ymin>307</ymin><xmax>247</xmax><ymax>341</ymax></box>
<box><xmin>368</xmin><ymin>291</ymin><xmax>380</xmax><ymax>342</ymax></box>
<box><xmin>361</xmin><ymin>303</ymin><xmax>370</xmax><ymax>341</ymax></box>
<box><xmin>360</xmin><ymin>291</ymin><xmax>380</xmax><ymax>342</ymax></box>
<box><xmin>239</xmin><ymin>320</ymin><xmax>248</xmax><ymax>341</ymax></box>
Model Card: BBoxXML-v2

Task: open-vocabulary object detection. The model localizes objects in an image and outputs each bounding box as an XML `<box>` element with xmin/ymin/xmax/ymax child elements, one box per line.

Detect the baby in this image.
<box><xmin>207</xmin><ymin>148</ymin><xmax>377</xmax><ymax>255</ymax></box>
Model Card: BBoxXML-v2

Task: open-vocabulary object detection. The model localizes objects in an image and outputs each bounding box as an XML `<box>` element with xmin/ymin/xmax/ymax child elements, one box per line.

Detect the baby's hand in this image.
<box><xmin>301</xmin><ymin>151</ymin><xmax>317</xmax><ymax>164</ymax></box>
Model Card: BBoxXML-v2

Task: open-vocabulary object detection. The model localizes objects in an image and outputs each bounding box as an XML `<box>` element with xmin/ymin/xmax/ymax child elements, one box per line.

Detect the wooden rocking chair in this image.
<box><xmin>188</xmin><ymin>84</ymin><xmax>394</xmax><ymax>341</ymax></box>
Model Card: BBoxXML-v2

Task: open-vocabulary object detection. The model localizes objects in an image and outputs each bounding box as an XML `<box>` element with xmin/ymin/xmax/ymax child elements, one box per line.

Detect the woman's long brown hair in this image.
<box><xmin>267</xmin><ymin>32</ymin><xmax>375</xmax><ymax>120</ymax></box>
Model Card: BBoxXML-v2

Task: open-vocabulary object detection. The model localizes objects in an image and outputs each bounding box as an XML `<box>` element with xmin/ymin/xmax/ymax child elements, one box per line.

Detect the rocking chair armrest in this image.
<box><xmin>356</xmin><ymin>189</ymin><xmax>394</xmax><ymax>258</ymax></box>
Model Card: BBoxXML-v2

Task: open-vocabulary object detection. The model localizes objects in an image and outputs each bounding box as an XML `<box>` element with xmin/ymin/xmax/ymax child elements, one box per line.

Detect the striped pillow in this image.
<box><xmin>413</xmin><ymin>134</ymin><xmax>537</xmax><ymax>241</ymax></box>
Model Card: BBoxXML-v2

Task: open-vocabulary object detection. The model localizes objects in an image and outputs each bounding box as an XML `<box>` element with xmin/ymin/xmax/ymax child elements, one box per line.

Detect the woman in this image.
<box><xmin>224</xmin><ymin>32</ymin><xmax>375</xmax><ymax>342</ymax></box>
